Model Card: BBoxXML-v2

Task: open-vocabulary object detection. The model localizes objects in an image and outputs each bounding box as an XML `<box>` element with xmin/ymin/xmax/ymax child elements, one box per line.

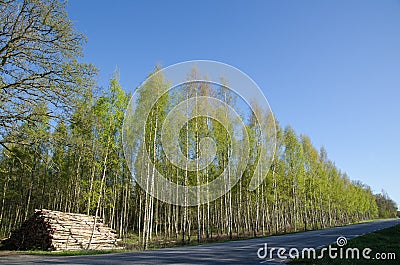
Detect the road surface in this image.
<box><xmin>1</xmin><ymin>219</ymin><xmax>399</xmax><ymax>264</ymax></box>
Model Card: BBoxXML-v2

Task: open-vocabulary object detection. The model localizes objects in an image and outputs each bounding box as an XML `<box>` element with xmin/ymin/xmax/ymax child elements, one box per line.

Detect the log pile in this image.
<box><xmin>1</xmin><ymin>209</ymin><xmax>121</xmax><ymax>251</ymax></box>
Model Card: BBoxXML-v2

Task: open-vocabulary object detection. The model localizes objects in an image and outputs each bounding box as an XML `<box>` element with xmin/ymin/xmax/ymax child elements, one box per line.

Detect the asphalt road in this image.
<box><xmin>1</xmin><ymin>219</ymin><xmax>399</xmax><ymax>265</ymax></box>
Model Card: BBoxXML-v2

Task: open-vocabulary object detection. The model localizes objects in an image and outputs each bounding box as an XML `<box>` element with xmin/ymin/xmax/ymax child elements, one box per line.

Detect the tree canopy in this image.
<box><xmin>0</xmin><ymin>0</ymin><xmax>96</xmax><ymax>148</ymax></box>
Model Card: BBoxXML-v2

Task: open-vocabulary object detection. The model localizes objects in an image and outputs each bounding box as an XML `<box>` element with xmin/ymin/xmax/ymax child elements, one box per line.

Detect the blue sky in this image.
<box><xmin>67</xmin><ymin>0</ymin><xmax>400</xmax><ymax>206</ymax></box>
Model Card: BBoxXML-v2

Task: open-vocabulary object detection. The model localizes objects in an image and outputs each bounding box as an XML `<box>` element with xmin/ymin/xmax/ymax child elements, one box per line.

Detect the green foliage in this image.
<box><xmin>375</xmin><ymin>192</ymin><xmax>397</xmax><ymax>218</ymax></box>
<box><xmin>0</xmin><ymin>0</ymin><xmax>97</xmax><ymax>144</ymax></box>
<box><xmin>0</xmin><ymin>63</ymin><xmax>387</xmax><ymax>250</ymax></box>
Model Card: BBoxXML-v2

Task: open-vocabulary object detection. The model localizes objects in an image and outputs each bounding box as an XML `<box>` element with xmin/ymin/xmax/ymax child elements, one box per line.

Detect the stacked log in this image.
<box><xmin>1</xmin><ymin>209</ymin><xmax>121</xmax><ymax>251</ymax></box>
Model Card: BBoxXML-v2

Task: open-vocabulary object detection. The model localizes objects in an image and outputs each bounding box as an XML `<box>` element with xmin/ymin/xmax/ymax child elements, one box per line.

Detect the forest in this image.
<box><xmin>0</xmin><ymin>0</ymin><xmax>397</xmax><ymax>250</ymax></box>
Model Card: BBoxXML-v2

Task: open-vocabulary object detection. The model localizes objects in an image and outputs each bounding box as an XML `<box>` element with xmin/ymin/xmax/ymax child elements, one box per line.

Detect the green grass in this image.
<box><xmin>290</xmin><ymin>224</ymin><xmax>400</xmax><ymax>264</ymax></box>
<box><xmin>17</xmin><ymin>249</ymin><xmax>131</xmax><ymax>256</ymax></box>
<box><xmin>123</xmin><ymin>233</ymin><xmax>256</xmax><ymax>251</ymax></box>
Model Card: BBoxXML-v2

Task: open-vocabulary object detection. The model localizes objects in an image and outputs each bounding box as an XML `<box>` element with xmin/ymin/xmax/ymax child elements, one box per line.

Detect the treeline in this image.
<box><xmin>375</xmin><ymin>191</ymin><xmax>398</xmax><ymax>218</ymax></box>
<box><xmin>0</xmin><ymin>68</ymin><xmax>387</xmax><ymax>248</ymax></box>
<box><xmin>0</xmin><ymin>0</ymin><xmax>397</xmax><ymax>249</ymax></box>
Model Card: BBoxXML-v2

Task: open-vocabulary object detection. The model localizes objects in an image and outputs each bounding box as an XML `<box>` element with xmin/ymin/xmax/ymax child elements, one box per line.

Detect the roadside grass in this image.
<box><xmin>290</xmin><ymin>224</ymin><xmax>400</xmax><ymax>264</ymax></box>
<box><xmin>17</xmin><ymin>249</ymin><xmax>131</xmax><ymax>256</ymax></box>
<box><xmin>123</xmin><ymin>231</ymin><xmax>261</xmax><ymax>250</ymax></box>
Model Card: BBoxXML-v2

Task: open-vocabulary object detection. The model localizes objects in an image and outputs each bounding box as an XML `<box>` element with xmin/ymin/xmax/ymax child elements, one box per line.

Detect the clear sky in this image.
<box><xmin>67</xmin><ymin>1</ymin><xmax>400</xmax><ymax>206</ymax></box>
